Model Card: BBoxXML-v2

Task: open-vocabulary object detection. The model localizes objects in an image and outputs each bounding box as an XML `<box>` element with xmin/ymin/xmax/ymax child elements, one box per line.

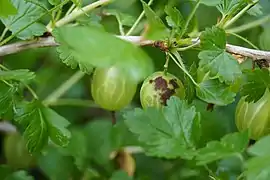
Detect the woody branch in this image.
<box><xmin>0</xmin><ymin>36</ymin><xmax>270</xmax><ymax>63</ymax></box>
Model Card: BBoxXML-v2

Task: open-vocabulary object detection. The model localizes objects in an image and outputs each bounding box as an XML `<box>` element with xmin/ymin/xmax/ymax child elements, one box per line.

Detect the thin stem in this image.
<box><xmin>223</xmin><ymin>0</ymin><xmax>259</xmax><ymax>29</ymax></box>
<box><xmin>163</xmin><ymin>52</ymin><xmax>170</xmax><ymax>74</ymax></box>
<box><xmin>204</xmin><ymin>165</ymin><xmax>221</xmax><ymax>180</ymax></box>
<box><xmin>25</xmin><ymin>83</ymin><xmax>39</xmax><ymax>99</ymax></box>
<box><xmin>181</xmin><ymin>0</ymin><xmax>201</xmax><ymax>37</ymax></box>
<box><xmin>48</xmin><ymin>98</ymin><xmax>98</xmax><ymax>108</ymax></box>
<box><xmin>65</xmin><ymin>4</ymin><xmax>76</xmax><ymax>16</ymax></box>
<box><xmin>116</xmin><ymin>16</ymin><xmax>125</xmax><ymax>36</ymax></box>
<box><xmin>0</xmin><ymin>0</ymin><xmax>70</xmax><ymax>46</ymax></box>
<box><xmin>177</xmin><ymin>41</ymin><xmax>200</xmax><ymax>51</ymax></box>
<box><xmin>227</xmin><ymin>14</ymin><xmax>270</xmax><ymax>34</ymax></box>
<box><xmin>125</xmin><ymin>0</ymin><xmax>154</xmax><ymax>36</ymax></box>
<box><xmin>47</xmin><ymin>0</ymin><xmax>112</xmax><ymax>31</ymax></box>
<box><xmin>43</xmin><ymin>71</ymin><xmax>85</xmax><ymax>105</ymax></box>
<box><xmin>169</xmin><ymin>53</ymin><xmax>199</xmax><ymax>87</ymax></box>
<box><xmin>0</xmin><ymin>28</ymin><xmax>9</xmax><ymax>42</ymax></box>
<box><xmin>228</xmin><ymin>32</ymin><xmax>259</xmax><ymax>50</ymax></box>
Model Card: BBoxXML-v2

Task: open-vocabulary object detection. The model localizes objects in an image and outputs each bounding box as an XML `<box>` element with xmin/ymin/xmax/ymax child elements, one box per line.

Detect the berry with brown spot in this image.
<box><xmin>140</xmin><ymin>71</ymin><xmax>185</xmax><ymax>109</ymax></box>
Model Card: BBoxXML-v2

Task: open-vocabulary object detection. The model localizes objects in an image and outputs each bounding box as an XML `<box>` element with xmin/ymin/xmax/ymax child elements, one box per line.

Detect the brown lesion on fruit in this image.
<box><xmin>152</xmin><ymin>76</ymin><xmax>179</xmax><ymax>105</ymax></box>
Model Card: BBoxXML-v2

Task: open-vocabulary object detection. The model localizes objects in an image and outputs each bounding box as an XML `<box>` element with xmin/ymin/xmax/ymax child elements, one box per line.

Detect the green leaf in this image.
<box><xmin>0</xmin><ymin>165</ymin><xmax>13</xmax><ymax>179</ymax></box>
<box><xmin>198</xmin><ymin>50</ymin><xmax>242</xmax><ymax>84</ymax></box>
<box><xmin>195</xmin><ymin>131</ymin><xmax>249</xmax><ymax>165</ymax></box>
<box><xmin>61</xmin><ymin>128</ymin><xmax>88</xmax><ymax>170</ymax></box>
<box><xmin>84</xmin><ymin>120</ymin><xmax>116</xmax><ymax>165</ymax></box>
<box><xmin>0</xmin><ymin>0</ymin><xmax>46</xmax><ymax>40</ymax></box>
<box><xmin>247</xmin><ymin>3</ymin><xmax>263</xmax><ymax>16</ymax></box>
<box><xmin>42</xmin><ymin>107</ymin><xmax>71</xmax><ymax>146</ymax></box>
<box><xmin>110</xmin><ymin>170</ymin><xmax>133</xmax><ymax>180</ymax></box>
<box><xmin>48</xmin><ymin>0</ymin><xmax>61</xmax><ymax>5</ymax></box>
<box><xmin>247</xmin><ymin>135</ymin><xmax>270</xmax><ymax>157</ymax></box>
<box><xmin>196</xmin><ymin>79</ymin><xmax>236</xmax><ymax>106</ymax></box>
<box><xmin>240</xmin><ymin>68</ymin><xmax>270</xmax><ymax>103</ymax></box>
<box><xmin>103</xmin><ymin>9</ymin><xmax>136</xmax><ymax>27</ymax></box>
<box><xmin>0</xmin><ymin>0</ymin><xmax>17</xmax><ymax>17</ymax></box>
<box><xmin>259</xmin><ymin>27</ymin><xmax>270</xmax><ymax>51</ymax></box>
<box><xmin>141</xmin><ymin>1</ymin><xmax>170</xmax><ymax>40</ymax></box>
<box><xmin>15</xmin><ymin>101</ymin><xmax>71</xmax><ymax>153</ymax></box>
<box><xmin>5</xmin><ymin>171</ymin><xmax>34</xmax><ymax>180</ymax></box>
<box><xmin>184</xmin><ymin>62</ymin><xmax>197</xmax><ymax>104</ymax></box>
<box><xmin>125</xmin><ymin>96</ymin><xmax>201</xmax><ymax>159</ymax></box>
<box><xmin>0</xmin><ymin>69</ymin><xmax>35</xmax><ymax>82</ymax></box>
<box><xmin>52</xmin><ymin>26</ymin><xmax>153</xmax><ymax>82</ymax></box>
<box><xmin>197</xmin><ymin>0</ymin><xmax>221</xmax><ymax>6</ymax></box>
<box><xmin>200</xmin><ymin>27</ymin><xmax>226</xmax><ymax>50</ymax></box>
<box><xmin>164</xmin><ymin>6</ymin><xmax>185</xmax><ymax>35</ymax></box>
<box><xmin>244</xmin><ymin>155</ymin><xmax>270</xmax><ymax>180</ymax></box>
<box><xmin>217</xmin><ymin>0</ymin><xmax>247</xmax><ymax>16</ymax></box>
<box><xmin>38</xmin><ymin>146</ymin><xmax>76</xmax><ymax>180</ymax></box>
<box><xmin>0</xmin><ymin>82</ymin><xmax>17</xmax><ymax>117</ymax></box>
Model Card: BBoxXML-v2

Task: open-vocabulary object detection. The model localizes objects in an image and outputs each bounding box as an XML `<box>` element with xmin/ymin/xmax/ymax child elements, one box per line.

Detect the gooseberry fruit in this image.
<box><xmin>4</xmin><ymin>132</ymin><xmax>35</xmax><ymax>168</ymax></box>
<box><xmin>140</xmin><ymin>71</ymin><xmax>185</xmax><ymax>109</ymax></box>
<box><xmin>235</xmin><ymin>89</ymin><xmax>270</xmax><ymax>140</ymax></box>
<box><xmin>91</xmin><ymin>66</ymin><xmax>137</xmax><ymax>111</ymax></box>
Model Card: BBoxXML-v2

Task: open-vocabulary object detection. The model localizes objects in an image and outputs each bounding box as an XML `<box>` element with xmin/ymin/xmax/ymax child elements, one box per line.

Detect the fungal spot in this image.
<box><xmin>153</xmin><ymin>76</ymin><xmax>168</xmax><ymax>91</ymax></box>
<box><xmin>169</xmin><ymin>79</ymin><xmax>179</xmax><ymax>89</ymax></box>
<box><xmin>160</xmin><ymin>89</ymin><xmax>176</xmax><ymax>105</ymax></box>
<box><xmin>151</xmin><ymin>76</ymin><xmax>179</xmax><ymax>105</ymax></box>
<box><xmin>149</xmin><ymin>80</ymin><xmax>153</xmax><ymax>83</ymax></box>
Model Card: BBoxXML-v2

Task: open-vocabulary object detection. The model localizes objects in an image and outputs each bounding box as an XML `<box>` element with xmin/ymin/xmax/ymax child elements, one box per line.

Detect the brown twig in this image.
<box><xmin>1</xmin><ymin>36</ymin><xmax>270</xmax><ymax>64</ymax></box>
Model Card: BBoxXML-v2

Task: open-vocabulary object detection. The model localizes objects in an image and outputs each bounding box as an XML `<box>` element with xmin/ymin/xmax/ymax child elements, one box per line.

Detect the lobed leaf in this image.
<box><xmin>196</xmin><ymin>79</ymin><xmax>236</xmax><ymax>106</ymax></box>
<box><xmin>0</xmin><ymin>82</ymin><xmax>17</xmax><ymax>117</ymax></box>
<box><xmin>198</xmin><ymin>50</ymin><xmax>242</xmax><ymax>84</ymax></box>
<box><xmin>125</xmin><ymin>96</ymin><xmax>201</xmax><ymax>159</ymax></box>
<box><xmin>0</xmin><ymin>0</ymin><xmax>46</xmax><ymax>40</ymax></box>
<box><xmin>240</xmin><ymin>68</ymin><xmax>270</xmax><ymax>103</ymax></box>
<box><xmin>195</xmin><ymin>131</ymin><xmax>249</xmax><ymax>165</ymax></box>
<box><xmin>164</xmin><ymin>6</ymin><xmax>185</xmax><ymax>35</ymax></box>
<box><xmin>52</xmin><ymin>26</ymin><xmax>153</xmax><ymax>82</ymax></box>
<box><xmin>14</xmin><ymin>101</ymin><xmax>71</xmax><ymax>153</ymax></box>
<box><xmin>0</xmin><ymin>69</ymin><xmax>35</xmax><ymax>82</ymax></box>
<box><xmin>200</xmin><ymin>27</ymin><xmax>226</xmax><ymax>50</ymax></box>
<box><xmin>141</xmin><ymin>1</ymin><xmax>170</xmax><ymax>40</ymax></box>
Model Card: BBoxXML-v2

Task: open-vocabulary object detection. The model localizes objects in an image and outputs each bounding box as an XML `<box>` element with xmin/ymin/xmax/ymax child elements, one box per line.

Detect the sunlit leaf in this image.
<box><xmin>0</xmin><ymin>0</ymin><xmax>46</xmax><ymax>40</ymax></box>
<box><xmin>125</xmin><ymin>96</ymin><xmax>201</xmax><ymax>159</ymax></box>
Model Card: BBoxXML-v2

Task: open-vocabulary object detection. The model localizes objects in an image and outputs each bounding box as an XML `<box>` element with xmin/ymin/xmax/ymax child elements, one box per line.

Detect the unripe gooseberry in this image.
<box><xmin>91</xmin><ymin>66</ymin><xmax>137</xmax><ymax>111</ymax></box>
<box><xmin>235</xmin><ymin>89</ymin><xmax>270</xmax><ymax>140</ymax></box>
<box><xmin>140</xmin><ymin>71</ymin><xmax>185</xmax><ymax>109</ymax></box>
<box><xmin>4</xmin><ymin>132</ymin><xmax>35</xmax><ymax>168</ymax></box>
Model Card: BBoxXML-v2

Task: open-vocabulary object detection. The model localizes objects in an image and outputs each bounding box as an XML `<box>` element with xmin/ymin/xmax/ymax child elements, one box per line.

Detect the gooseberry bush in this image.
<box><xmin>0</xmin><ymin>0</ymin><xmax>270</xmax><ymax>179</ymax></box>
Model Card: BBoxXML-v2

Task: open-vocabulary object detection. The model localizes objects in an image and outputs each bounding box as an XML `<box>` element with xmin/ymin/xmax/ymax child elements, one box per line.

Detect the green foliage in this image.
<box><xmin>0</xmin><ymin>0</ymin><xmax>17</xmax><ymax>17</ymax></box>
<box><xmin>141</xmin><ymin>1</ymin><xmax>170</xmax><ymax>40</ymax></box>
<box><xmin>199</xmin><ymin>27</ymin><xmax>242</xmax><ymax>84</ymax></box>
<box><xmin>196</xmin><ymin>79</ymin><xmax>236</xmax><ymax>106</ymax></box>
<box><xmin>195</xmin><ymin>131</ymin><xmax>249</xmax><ymax>165</ymax></box>
<box><xmin>0</xmin><ymin>0</ymin><xmax>46</xmax><ymax>40</ymax></box>
<box><xmin>53</xmin><ymin>25</ymin><xmax>153</xmax><ymax>82</ymax></box>
<box><xmin>110</xmin><ymin>170</ymin><xmax>133</xmax><ymax>180</ymax></box>
<box><xmin>244</xmin><ymin>136</ymin><xmax>270</xmax><ymax>179</ymax></box>
<box><xmin>240</xmin><ymin>68</ymin><xmax>270</xmax><ymax>102</ymax></box>
<box><xmin>0</xmin><ymin>0</ymin><xmax>270</xmax><ymax>179</ymax></box>
<box><xmin>125</xmin><ymin>96</ymin><xmax>201</xmax><ymax>159</ymax></box>
<box><xmin>14</xmin><ymin>100</ymin><xmax>71</xmax><ymax>153</ymax></box>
